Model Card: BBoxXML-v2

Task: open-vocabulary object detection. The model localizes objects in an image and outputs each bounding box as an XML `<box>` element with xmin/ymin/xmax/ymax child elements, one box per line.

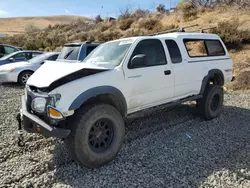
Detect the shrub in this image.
<box><xmin>80</xmin><ymin>34</ymin><xmax>88</xmax><ymax>42</ymax></box>
<box><xmin>54</xmin><ymin>46</ymin><xmax>62</xmax><ymax>52</ymax></box>
<box><xmin>138</xmin><ymin>18</ymin><xmax>162</xmax><ymax>31</ymax></box>
<box><xmin>119</xmin><ymin>18</ymin><xmax>134</xmax><ymax>31</ymax></box>
<box><xmin>88</xmin><ymin>35</ymin><xmax>95</xmax><ymax>42</ymax></box>
<box><xmin>23</xmin><ymin>40</ymin><xmax>37</xmax><ymax>50</ymax></box>
<box><xmin>25</xmin><ymin>23</ymin><xmax>40</xmax><ymax>33</ymax></box>
<box><xmin>131</xmin><ymin>9</ymin><xmax>150</xmax><ymax>19</ymax></box>
<box><xmin>97</xmin><ymin>30</ymin><xmax>122</xmax><ymax>42</ymax></box>
<box><xmin>177</xmin><ymin>1</ymin><xmax>197</xmax><ymax>21</ymax></box>
<box><xmin>228</xmin><ymin>71</ymin><xmax>250</xmax><ymax>90</ymax></box>
<box><xmin>99</xmin><ymin>23</ymin><xmax>111</xmax><ymax>32</ymax></box>
<box><xmin>213</xmin><ymin>19</ymin><xmax>250</xmax><ymax>49</ymax></box>
<box><xmin>44</xmin><ymin>47</ymin><xmax>51</xmax><ymax>52</ymax></box>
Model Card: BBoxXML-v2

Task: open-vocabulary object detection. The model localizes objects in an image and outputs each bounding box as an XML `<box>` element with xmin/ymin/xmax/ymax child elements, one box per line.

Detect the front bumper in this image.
<box><xmin>0</xmin><ymin>72</ymin><xmax>17</xmax><ymax>83</ymax></box>
<box><xmin>19</xmin><ymin>95</ymin><xmax>70</xmax><ymax>138</ymax></box>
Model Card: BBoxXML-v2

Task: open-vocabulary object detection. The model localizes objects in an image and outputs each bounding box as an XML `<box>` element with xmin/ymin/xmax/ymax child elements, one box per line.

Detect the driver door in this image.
<box><xmin>123</xmin><ymin>39</ymin><xmax>174</xmax><ymax>113</ymax></box>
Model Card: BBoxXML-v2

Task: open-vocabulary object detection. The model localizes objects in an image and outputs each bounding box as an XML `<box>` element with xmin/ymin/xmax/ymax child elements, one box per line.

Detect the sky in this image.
<box><xmin>0</xmin><ymin>0</ymin><xmax>182</xmax><ymax>18</ymax></box>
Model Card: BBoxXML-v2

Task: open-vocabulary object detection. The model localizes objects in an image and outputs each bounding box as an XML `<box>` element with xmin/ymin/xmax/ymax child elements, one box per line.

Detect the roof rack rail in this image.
<box><xmin>148</xmin><ymin>24</ymin><xmax>199</xmax><ymax>36</ymax></box>
<box><xmin>190</xmin><ymin>26</ymin><xmax>217</xmax><ymax>33</ymax></box>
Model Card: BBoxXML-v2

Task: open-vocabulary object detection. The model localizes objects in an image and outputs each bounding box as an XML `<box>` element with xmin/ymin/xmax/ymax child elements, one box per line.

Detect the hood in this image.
<box><xmin>0</xmin><ymin>61</ymin><xmax>29</xmax><ymax>70</ymax></box>
<box><xmin>27</xmin><ymin>60</ymin><xmax>114</xmax><ymax>88</ymax></box>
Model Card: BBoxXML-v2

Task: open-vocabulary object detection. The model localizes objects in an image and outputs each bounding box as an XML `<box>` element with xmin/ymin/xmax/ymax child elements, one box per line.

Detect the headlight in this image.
<box><xmin>0</xmin><ymin>68</ymin><xmax>15</xmax><ymax>72</ymax></box>
<box><xmin>31</xmin><ymin>97</ymin><xmax>47</xmax><ymax>113</ymax></box>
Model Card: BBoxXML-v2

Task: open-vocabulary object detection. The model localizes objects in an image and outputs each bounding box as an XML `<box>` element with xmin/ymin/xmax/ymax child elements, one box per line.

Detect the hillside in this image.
<box><xmin>0</xmin><ymin>15</ymin><xmax>91</xmax><ymax>35</ymax></box>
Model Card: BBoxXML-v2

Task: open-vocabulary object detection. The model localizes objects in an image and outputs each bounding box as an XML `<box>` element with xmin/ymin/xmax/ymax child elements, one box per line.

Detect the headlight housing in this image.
<box><xmin>48</xmin><ymin>93</ymin><xmax>61</xmax><ymax>106</ymax></box>
<box><xmin>0</xmin><ymin>68</ymin><xmax>15</xmax><ymax>72</ymax></box>
<box><xmin>31</xmin><ymin>97</ymin><xmax>47</xmax><ymax>113</ymax></box>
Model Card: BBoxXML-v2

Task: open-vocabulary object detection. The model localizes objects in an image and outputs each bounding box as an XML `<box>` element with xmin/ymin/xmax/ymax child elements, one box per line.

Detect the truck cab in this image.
<box><xmin>56</xmin><ymin>42</ymin><xmax>101</xmax><ymax>63</ymax></box>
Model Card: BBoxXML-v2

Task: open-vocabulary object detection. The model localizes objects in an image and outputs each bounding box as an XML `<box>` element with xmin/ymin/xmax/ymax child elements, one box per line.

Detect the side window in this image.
<box><xmin>86</xmin><ymin>46</ymin><xmax>98</xmax><ymax>56</ymax></box>
<box><xmin>26</xmin><ymin>52</ymin><xmax>33</xmax><ymax>60</ymax></box>
<box><xmin>129</xmin><ymin>39</ymin><xmax>167</xmax><ymax>68</ymax></box>
<box><xmin>205</xmin><ymin>40</ymin><xmax>225</xmax><ymax>56</ymax></box>
<box><xmin>4</xmin><ymin>46</ymin><xmax>16</xmax><ymax>55</ymax></box>
<box><xmin>184</xmin><ymin>40</ymin><xmax>207</xmax><ymax>57</ymax></box>
<box><xmin>165</xmin><ymin>40</ymin><xmax>182</xmax><ymax>64</ymax></box>
<box><xmin>32</xmin><ymin>52</ymin><xmax>41</xmax><ymax>58</ymax></box>
<box><xmin>13</xmin><ymin>52</ymin><xmax>26</xmax><ymax>60</ymax></box>
<box><xmin>0</xmin><ymin>45</ymin><xmax>5</xmax><ymax>57</ymax></box>
<box><xmin>48</xmin><ymin>54</ymin><xmax>59</xmax><ymax>61</ymax></box>
<box><xmin>184</xmin><ymin>39</ymin><xmax>225</xmax><ymax>57</ymax></box>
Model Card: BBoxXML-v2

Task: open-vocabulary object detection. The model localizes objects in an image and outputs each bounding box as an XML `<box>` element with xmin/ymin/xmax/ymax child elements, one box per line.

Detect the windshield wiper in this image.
<box><xmin>64</xmin><ymin>49</ymin><xmax>74</xmax><ymax>59</ymax></box>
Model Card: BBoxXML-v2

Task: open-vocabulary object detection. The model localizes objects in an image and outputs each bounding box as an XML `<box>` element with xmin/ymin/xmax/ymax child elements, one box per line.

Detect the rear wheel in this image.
<box><xmin>65</xmin><ymin>104</ymin><xmax>125</xmax><ymax>168</ymax></box>
<box><xmin>18</xmin><ymin>71</ymin><xmax>33</xmax><ymax>85</ymax></box>
<box><xmin>196</xmin><ymin>85</ymin><xmax>224</xmax><ymax>120</ymax></box>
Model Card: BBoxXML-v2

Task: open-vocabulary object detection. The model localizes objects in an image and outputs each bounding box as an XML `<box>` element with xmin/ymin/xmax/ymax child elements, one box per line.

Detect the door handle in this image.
<box><xmin>164</xmin><ymin>70</ymin><xmax>171</xmax><ymax>75</ymax></box>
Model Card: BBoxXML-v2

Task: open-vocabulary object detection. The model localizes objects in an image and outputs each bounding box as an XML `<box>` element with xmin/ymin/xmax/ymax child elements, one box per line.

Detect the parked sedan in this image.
<box><xmin>0</xmin><ymin>44</ymin><xmax>21</xmax><ymax>58</ymax></box>
<box><xmin>0</xmin><ymin>50</ymin><xmax>43</xmax><ymax>66</ymax></box>
<box><xmin>0</xmin><ymin>52</ymin><xmax>59</xmax><ymax>85</ymax></box>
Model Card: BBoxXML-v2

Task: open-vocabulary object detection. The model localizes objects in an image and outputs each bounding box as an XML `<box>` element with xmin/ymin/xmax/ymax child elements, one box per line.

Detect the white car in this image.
<box><xmin>18</xmin><ymin>31</ymin><xmax>233</xmax><ymax>168</ymax></box>
<box><xmin>0</xmin><ymin>52</ymin><xmax>59</xmax><ymax>85</ymax></box>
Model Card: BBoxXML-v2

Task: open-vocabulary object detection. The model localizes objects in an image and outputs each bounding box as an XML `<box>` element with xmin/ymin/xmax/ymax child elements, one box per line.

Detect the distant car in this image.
<box><xmin>56</xmin><ymin>42</ymin><xmax>101</xmax><ymax>62</ymax></box>
<box><xmin>0</xmin><ymin>50</ymin><xmax>43</xmax><ymax>66</ymax></box>
<box><xmin>0</xmin><ymin>52</ymin><xmax>59</xmax><ymax>85</ymax></box>
<box><xmin>0</xmin><ymin>44</ymin><xmax>21</xmax><ymax>58</ymax></box>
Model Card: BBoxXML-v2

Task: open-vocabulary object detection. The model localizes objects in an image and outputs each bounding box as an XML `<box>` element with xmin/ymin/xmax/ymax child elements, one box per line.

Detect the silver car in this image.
<box><xmin>0</xmin><ymin>52</ymin><xmax>59</xmax><ymax>85</ymax></box>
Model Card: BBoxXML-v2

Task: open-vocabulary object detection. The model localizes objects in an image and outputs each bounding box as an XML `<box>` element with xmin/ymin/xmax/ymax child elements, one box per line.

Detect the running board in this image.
<box><xmin>128</xmin><ymin>95</ymin><xmax>203</xmax><ymax>117</ymax></box>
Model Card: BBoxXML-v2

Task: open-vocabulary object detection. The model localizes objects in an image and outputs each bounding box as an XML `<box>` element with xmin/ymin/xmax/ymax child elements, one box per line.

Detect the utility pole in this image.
<box><xmin>100</xmin><ymin>6</ymin><xmax>103</xmax><ymax>16</ymax></box>
<box><xmin>153</xmin><ymin>1</ymin><xmax>156</xmax><ymax>12</ymax></box>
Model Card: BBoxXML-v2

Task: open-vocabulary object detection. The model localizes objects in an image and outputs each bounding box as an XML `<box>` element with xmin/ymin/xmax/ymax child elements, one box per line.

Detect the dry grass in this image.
<box><xmin>0</xmin><ymin>15</ymin><xmax>90</xmax><ymax>35</ymax></box>
<box><xmin>227</xmin><ymin>71</ymin><xmax>250</xmax><ymax>90</ymax></box>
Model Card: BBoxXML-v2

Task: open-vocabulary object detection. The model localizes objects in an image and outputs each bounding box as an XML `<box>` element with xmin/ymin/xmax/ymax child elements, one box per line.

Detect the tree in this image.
<box><xmin>119</xmin><ymin>4</ymin><xmax>132</xmax><ymax>20</ymax></box>
<box><xmin>95</xmin><ymin>15</ymin><xmax>103</xmax><ymax>22</ymax></box>
<box><xmin>156</xmin><ymin>4</ymin><xmax>168</xmax><ymax>13</ymax></box>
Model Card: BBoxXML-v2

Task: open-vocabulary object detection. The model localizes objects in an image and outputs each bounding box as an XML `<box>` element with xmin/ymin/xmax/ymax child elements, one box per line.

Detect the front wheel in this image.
<box><xmin>18</xmin><ymin>71</ymin><xmax>33</xmax><ymax>85</ymax></box>
<box><xmin>196</xmin><ymin>85</ymin><xmax>224</xmax><ymax>120</ymax></box>
<box><xmin>65</xmin><ymin>104</ymin><xmax>125</xmax><ymax>168</ymax></box>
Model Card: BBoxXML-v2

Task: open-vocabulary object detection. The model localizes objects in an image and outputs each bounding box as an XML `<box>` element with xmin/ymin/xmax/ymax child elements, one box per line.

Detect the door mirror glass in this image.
<box><xmin>130</xmin><ymin>54</ymin><xmax>147</xmax><ymax>68</ymax></box>
<box><xmin>9</xmin><ymin>57</ymin><xmax>14</xmax><ymax>61</ymax></box>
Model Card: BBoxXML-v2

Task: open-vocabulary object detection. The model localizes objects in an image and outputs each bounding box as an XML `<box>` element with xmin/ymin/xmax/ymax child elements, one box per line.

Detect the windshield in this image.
<box><xmin>0</xmin><ymin>51</ymin><xmax>18</xmax><ymax>60</ymax></box>
<box><xmin>57</xmin><ymin>45</ymin><xmax>81</xmax><ymax>60</ymax></box>
<box><xmin>28</xmin><ymin>53</ymin><xmax>50</xmax><ymax>63</ymax></box>
<box><xmin>83</xmin><ymin>40</ymin><xmax>132</xmax><ymax>66</ymax></box>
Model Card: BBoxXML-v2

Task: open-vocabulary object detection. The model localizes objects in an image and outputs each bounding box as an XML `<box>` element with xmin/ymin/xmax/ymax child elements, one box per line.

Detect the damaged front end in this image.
<box><xmin>17</xmin><ymin>85</ymin><xmax>71</xmax><ymax>147</ymax></box>
<box><xmin>17</xmin><ymin>65</ymin><xmax>110</xmax><ymax>146</ymax></box>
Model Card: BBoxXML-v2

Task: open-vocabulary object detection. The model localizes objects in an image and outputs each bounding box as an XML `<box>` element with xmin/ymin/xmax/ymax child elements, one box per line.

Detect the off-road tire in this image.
<box><xmin>18</xmin><ymin>71</ymin><xmax>33</xmax><ymax>85</ymax></box>
<box><xmin>65</xmin><ymin>104</ymin><xmax>125</xmax><ymax>168</ymax></box>
<box><xmin>196</xmin><ymin>85</ymin><xmax>224</xmax><ymax>120</ymax></box>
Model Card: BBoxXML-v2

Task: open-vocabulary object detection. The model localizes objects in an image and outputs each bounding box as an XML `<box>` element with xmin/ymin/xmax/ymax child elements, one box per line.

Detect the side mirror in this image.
<box><xmin>40</xmin><ymin>61</ymin><xmax>44</xmax><ymax>65</ymax></box>
<box><xmin>9</xmin><ymin>57</ymin><xmax>14</xmax><ymax>61</ymax></box>
<box><xmin>130</xmin><ymin>54</ymin><xmax>147</xmax><ymax>68</ymax></box>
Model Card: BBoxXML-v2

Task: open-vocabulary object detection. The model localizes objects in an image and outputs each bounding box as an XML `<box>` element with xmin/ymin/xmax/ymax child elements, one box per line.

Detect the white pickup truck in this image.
<box><xmin>18</xmin><ymin>31</ymin><xmax>233</xmax><ymax>168</ymax></box>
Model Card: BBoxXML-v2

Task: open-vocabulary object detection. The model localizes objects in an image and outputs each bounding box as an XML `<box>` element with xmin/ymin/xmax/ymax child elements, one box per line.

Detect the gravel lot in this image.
<box><xmin>0</xmin><ymin>83</ymin><xmax>250</xmax><ymax>188</ymax></box>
